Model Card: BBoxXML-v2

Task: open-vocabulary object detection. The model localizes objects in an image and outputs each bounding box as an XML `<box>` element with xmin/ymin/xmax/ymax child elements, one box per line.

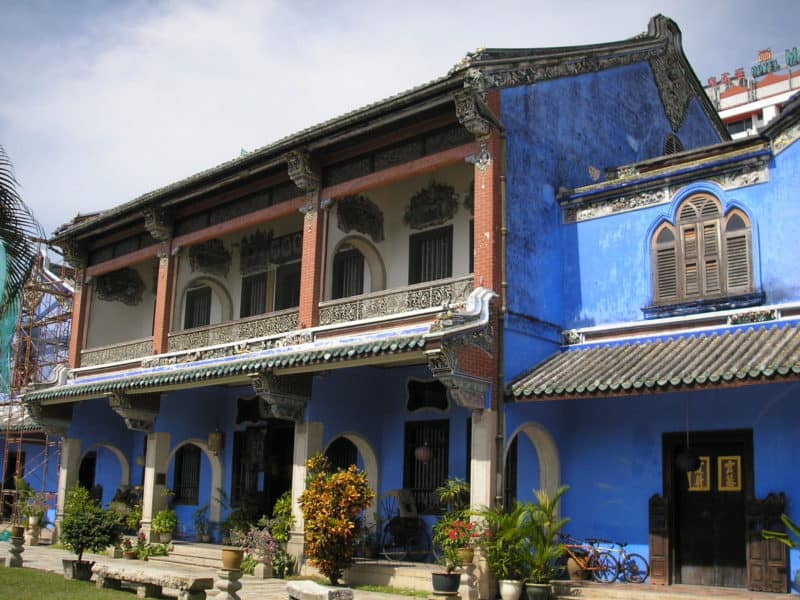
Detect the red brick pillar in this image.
<box><xmin>68</xmin><ymin>270</ymin><xmax>89</xmax><ymax>369</ymax></box>
<box><xmin>298</xmin><ymin>199</ymin><xmax>325</xmax><ymax>328</ymax></box>
<box><xmin>152</xmin><ymin>244</ymin><xmax>176</xmax><ymax>354</ymax></box>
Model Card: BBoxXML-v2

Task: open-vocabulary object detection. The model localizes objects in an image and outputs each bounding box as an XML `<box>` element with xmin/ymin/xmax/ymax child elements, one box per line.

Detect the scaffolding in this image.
<box><xmin>0</xmin><ymin>242</ymin><xmax>73</xmax><ymax>521</ymax></box>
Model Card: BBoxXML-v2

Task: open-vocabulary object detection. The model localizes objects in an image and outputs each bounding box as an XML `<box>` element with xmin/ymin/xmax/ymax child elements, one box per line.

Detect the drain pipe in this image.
<box><xmin>495</xmin><ymin>131</ymin><xmax>508</xmax><ymax>508</ymax></box>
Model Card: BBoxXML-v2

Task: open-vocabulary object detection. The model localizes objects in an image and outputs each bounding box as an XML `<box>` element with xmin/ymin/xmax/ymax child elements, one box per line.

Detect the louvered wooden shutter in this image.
<box><xmin>702</xmin><ymin>222</ymin><xmax>721</xmax><ymax>294</ymax></box>
<box><xmin>725</xmin><ymin>213</ymin><xmax>752</xmax><ymax>295</ymax></box>
<box><xmin>681</xmin><ymin>225</ymin><xmax>699</xmax><ymax>296</ymax></box>
<box><xmin>654</xmin><ymin>227</ymin><xmax>678</xmax><ymax>303</ymax></box>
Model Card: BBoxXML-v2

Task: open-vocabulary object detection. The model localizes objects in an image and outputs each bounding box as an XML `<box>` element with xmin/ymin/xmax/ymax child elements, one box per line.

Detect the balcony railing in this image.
<box><xmin>167</xmin><ymin>309</ymin><xmax>299</xmax><ymax>353</ymax></box>
<box><xmin>81</xmin><ymin>337</ymin><xmax>154</xmax><ymax>367</ymax></box>
<box><xmin>318</xmin><ymin>275</ymin><xmax>473</xmax><ymax>327</ymax></box>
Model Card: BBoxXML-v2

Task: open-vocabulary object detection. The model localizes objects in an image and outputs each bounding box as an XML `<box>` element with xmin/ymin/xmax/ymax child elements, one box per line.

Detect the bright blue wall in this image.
<box><xmin>506</xmin><ymin>380</ymin><xmax>800</xmax><ymax>589</ymax></box>
<box><xmin>501</xmin><ymin>62</ymin><xmax>723</xmax><ymax>380</ymax></box>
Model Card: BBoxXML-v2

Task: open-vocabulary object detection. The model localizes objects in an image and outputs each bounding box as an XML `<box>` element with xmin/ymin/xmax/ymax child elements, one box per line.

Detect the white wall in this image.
<box><xmin>324</xmin><ymin>163</ymin><xmax>474</xmax><ymax>299</ymax></box>
<box><xmin>85</xmin><ymin>259</ymin><xmax>157</xmax><ymax>348</ymax></box>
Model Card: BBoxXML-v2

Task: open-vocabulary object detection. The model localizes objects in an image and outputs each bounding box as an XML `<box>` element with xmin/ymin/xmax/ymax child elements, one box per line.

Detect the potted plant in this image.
<box><xmin>431</xmin><ymin>478</ymin><xmax>474</xmax><ymax>591</ymax></box>
<box><xmin>152</xmin><ymin>508</ymin><xmax>178</xmax><ymax>543</ymax></box>
<box><xmin>262</xmin><ymin>490</ymin><xmax>296</xmax><ymax>578</ymax></box>
<box><xmin>194</xmin><ymin>504</ymin><xmax>211</xmax><ymax>542</ymax></box>
<box><xmin>60</xmin><ymin>486</ymin><xmax>122</xmax><ymax>580</ymax></box>
<box><xmin>121</xmin><ymin>538</ymin><xmax>138</xmax><ymax>559</ymax></box>
<box><xmin>475</xmin><ymin>502</ymin><xmax>531</xmax><ymax>600</ymax></box>
<box><xmin>238</xmin><ymin>524</ymin><xmax>278</xmax><ymax>578</ymax></box>
<box><xmin>523</xmin><ymin>486</ymin><xmax>570</xmax><ymax>600</ymax></box>
<box><xmin>298</xmin><ymin>454</ymin><xmax>375</xmax><ymax>585</ymax></box>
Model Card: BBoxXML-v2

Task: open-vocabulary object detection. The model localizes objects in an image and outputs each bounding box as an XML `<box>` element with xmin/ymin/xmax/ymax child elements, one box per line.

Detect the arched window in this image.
<box><xmin>652</xmin><ymin>195</ymin><xmax>753</xmax><ymax>304</ymax></box>
<box><xmin>173</xmin><ymin>444</ymin><xmax>201</xmax><ymax>505</ymax></box>
<box><xmin>332</xmin><ymin>245</ymin><xmax>365</xmax><ymax>299</ymax></box>
<box><xmin>664</xmin><ymin>134</ymin><xmax>684</xmax><ymax>155</ymax></box>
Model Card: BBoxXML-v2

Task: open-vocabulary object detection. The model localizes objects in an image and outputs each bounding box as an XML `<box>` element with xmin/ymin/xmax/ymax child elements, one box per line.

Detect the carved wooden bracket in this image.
<box><xmin>142</xmin><ymin>206</ymin><xmax>173</xmax><ymax>242</ymax></box>
<box><xmin>453</xmin><ymin>90</ymin><xmax>492</xmax><ymax>139</ymax></box>
<box><xmin>26</xmin><ymin>399</ymin><xmax>72</xmax><ymax>436</ymax></box>
<box><xmin>249</xmin><ymin>372</ymin><xmax>311</xmax><ymax>422</ymax></box>
<box><xmin>108</xmin><ymin>392</ymin><xmax>160</xmax><ymax>432</ymax></box>
<box><xmin>61</xmin><ymin>238</ymin><xmax>88</xmax><ymax>270</ymax></box>
<box><xmin>426</xmin><ymin>348</ymin><xmax>490</xmax><ymax>410</ymax></box>
<box><xmin>285</xmin><ymin>149</ymin><xmax>320</xmax><ymax>195</ymax></box>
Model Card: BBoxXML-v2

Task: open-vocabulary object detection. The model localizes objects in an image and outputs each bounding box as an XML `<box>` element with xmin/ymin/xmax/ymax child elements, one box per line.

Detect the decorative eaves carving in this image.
<box><xmin>142</xmin><ymin>206</ymin><xmax>173</xmax><ymax>242</ymax></box>
<box><xmin>285</xmin><ymin>149</ymin><xmax>320</xmax><ymax>195</ymax></box>
<box><xmin>25</xmin><ymin>398</ymin><xmax>71</xmax><ymax>436</ymax></box>
<box><xmin>404</xmin><ymin>181</ymin><xmax>459</xmax><ymax>230</ymax></box>
<box><xmin>453</xmin><ymin>90</ymin><xmax>492</xmax><ymax>138</ymax></box>
<box><xmin>108</xmin><ymin>392</ymin><xmax>159</xmax><ymax>432</ymax></box>
<box><xmin>425</xmin><ymin>348</ymin><xmax>490</xmax><ymax>410</ymax></box>
<box><xmin>649</xmin><ymin>52</ymin><xmax>694</xmax><ymax>132</ymax></box>
<box><xmin>249</xmin><ymin>372</ymin><xmax>311</xmax><ymax>422</ymax></box>
<box><xmin>96</xmin><ymin>267</ymin><xmax>146</xmax><ymax>305</ymax></box>
<box><xmin>337</xmin><ymin>195</ymin><xmax>384</xmax><ymax>243</ymax></box>
<box><xmin>189</xmin><ymin>239</ymin><xmax>231</xmax><ymax>276</ymax></box>
<box><xmin>61</xmin><ymin>238</ymin><xmax>88</xmax><ymax>270</ymax></box>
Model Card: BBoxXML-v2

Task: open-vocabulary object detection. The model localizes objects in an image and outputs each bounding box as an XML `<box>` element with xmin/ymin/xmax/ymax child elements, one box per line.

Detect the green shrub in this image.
<box><xmin>151</xmin><ymin>509</ymin><xmax>178</xmax><ymax>534</ymax></box>
<box><xmin>60</xmin><ymin>487</ymin><xmax>122</xmax><ymax>564</ymax></box>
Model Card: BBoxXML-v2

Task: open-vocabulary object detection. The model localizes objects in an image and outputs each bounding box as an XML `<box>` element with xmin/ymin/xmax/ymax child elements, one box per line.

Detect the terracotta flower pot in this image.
<box><xmin>456</xmin><ymin>547</ymin><xmax>474</xmax><ymax>565</ymax></box>
<box><xmin>11</xmin><ymin>525</ymin><xmax>24</xmax><ymax>538</ymax></box>
<box><xmin>124</xmin><ymin>550</ymin><xmax>138</xmax><ymax>559</ymax></box>
<box><xmin>221</xmin><ymin>546</ymin><xmax>245</xmax><ymax>570</ymax></box>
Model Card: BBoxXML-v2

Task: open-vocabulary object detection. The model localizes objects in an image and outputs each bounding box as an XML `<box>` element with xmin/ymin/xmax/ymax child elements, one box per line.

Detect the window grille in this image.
<box><xmin>184</xmin><ymin>286</ymin><xmax>212</xmax><ymax>329</ymax></box>
<box><xmin>240</xmin><ymin>273</ymin><xmax>267</xmax><ymax>318</ymax></box>
<box><xmin>274</xmin><ymin>262</ymin><xmax>301</xmax><ymax>310</ymax></box>
<box><xmin>332</xmin><ymin>247</ymin><xmax>365</xmax><ymax>299</ymax></box>
<box><xmin>173</xmin><ymin>444</ymin><xmax>201</xmax><ymax>505</ymax></box>
<box><xmin>409</xmin><ymin>225</ymin><xmax>453</xmax><ymax>285</ymax></box>
<box><xmin>403</xmin><ymin>420</ymin><xmax>449</xmax><ymax>514</ymax></box>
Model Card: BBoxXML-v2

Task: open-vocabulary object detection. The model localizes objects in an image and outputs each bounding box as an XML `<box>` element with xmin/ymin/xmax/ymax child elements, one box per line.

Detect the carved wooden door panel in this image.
<box><xmin>746</xmin><ymin>494</ymin><xmax>789</xmax><ymax>593</ymax></box>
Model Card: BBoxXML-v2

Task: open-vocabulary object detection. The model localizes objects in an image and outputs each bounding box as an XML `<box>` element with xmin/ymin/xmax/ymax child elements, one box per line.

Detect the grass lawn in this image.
<box><xmin>0</xmin><ymin>567</ymin><xmax>134</xmax><ymax>599</ymax></box>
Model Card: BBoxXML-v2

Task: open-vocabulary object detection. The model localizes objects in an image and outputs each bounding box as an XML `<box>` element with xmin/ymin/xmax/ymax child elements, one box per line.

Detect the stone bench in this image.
<box><xmin>286</xmin><ymin>580</ymin><xmax>354</xmax><ymax>600</ymax></box>
<box><xmin>92</xmin><ymin>563</ymin><xmax>213</xmax><ymax>599</ymax></box>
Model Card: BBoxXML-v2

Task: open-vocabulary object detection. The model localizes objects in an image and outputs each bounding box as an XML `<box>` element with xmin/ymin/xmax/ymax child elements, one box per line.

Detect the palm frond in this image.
<box><xmin>0</xmin><ymin>146</ymin><xmax>43</xmax><ymax>320</ymax></box>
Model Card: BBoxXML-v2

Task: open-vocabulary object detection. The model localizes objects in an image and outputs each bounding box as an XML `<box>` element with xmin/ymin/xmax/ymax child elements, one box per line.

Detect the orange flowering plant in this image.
<box><xmin>298</xmin><ymin>455</ymin><xmax>375</xmax><ymax>585</ymax></box>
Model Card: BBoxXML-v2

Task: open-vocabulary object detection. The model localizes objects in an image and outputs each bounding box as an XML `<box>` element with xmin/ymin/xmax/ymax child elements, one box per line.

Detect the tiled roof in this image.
<box><xmin>26</xmin><ymin>335</ymin><xmax>427</xmax><ymax>402</ymax></box>
<box><xmin>508</xmin><ymin>322</ymin><xmax>800</xmax><ymax>400</ymax></box>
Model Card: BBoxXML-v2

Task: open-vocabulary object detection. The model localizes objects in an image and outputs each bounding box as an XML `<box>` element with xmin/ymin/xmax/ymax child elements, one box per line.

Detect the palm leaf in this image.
<box><xmin>0</xmin><ymin>146</ymin><xmax>43</xmax><ymax>320</ymax></box>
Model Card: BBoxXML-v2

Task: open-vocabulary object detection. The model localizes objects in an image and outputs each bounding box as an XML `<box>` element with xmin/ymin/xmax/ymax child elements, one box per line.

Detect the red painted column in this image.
<box><xmin>298</xmin><ymin>199</ymin><xmax>325</xmax><ymax>328</ymax></box>
<box><xmin>68</xmin><ymin>271</ymin><xmax>89</xmax><ymax>369</ymax></box>
<box><xmin>152</xmin><ymin>243</ymin><xmax>176</xmax><ymax>354</ymax></box>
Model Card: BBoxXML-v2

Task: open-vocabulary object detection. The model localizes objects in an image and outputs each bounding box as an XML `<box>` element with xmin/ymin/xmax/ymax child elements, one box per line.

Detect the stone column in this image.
<box><xmin>53</xmin><ymin>437</ymin><xmax>81</xmax><ymax>543</ymax></box>
<box><xmin>140</xmin><ymin>432</ymin><xmax>170</xmax><ymax>541</ymax></box>
<box><xmin>470</xmin><ymin>409</ymin><xmax>497</xmax><ymax>600</ymax></box>
<box><xmin>287</xmin><ymin>421</ymin><xmax>323</xmax><ymax>560</ymax></box>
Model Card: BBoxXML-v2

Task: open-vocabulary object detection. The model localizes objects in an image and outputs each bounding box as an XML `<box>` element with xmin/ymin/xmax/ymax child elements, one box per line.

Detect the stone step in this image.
<box><xmin>343</xmin><ymin>559</ymin><xmax>440</xmax><ymax>593</ymax></box>
<box><xmin>551</xmin><ymin>581</ymin><xmax>789</xmax><ymax>600</ymax></box>
<box><xmin>147</xmin><ymin>554</ymin><xmax>223</xmax><ymax>570</ymax></box>
<box><xmin>168</xmin><ymin>541</ymin><xmax>226</xmax><ymax>561</ymax></box>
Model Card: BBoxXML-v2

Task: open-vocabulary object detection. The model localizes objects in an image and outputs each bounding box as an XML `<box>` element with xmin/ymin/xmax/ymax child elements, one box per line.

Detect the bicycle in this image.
<box><xmin>560</xmin><ymin>534</ymin><xmax>618</xmax><ymax>583</ymax></box>
<box><xmin>586</xmin><ymin>538</ymin><xmax>650</xmax><ymax>583</ymax></box>
<box><xmin>379</xmin><ymin>490</ymin><xmax>433</xmax><ymax>562</ymax></box>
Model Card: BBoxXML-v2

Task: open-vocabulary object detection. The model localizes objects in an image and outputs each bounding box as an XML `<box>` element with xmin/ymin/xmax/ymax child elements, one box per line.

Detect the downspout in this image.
<box><xmin>495</xmin><ymin>132</ymin><xmax>508</xmax><ymax>507</ymax></box>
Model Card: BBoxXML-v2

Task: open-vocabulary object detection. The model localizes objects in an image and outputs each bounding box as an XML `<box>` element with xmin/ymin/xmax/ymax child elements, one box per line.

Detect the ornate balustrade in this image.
<box><xmin>81</xmin><ymin>337</ymin><xmax>154</xmax><ymax>367</ymax></box>
<box><xmin>318</xmin><ymin>275</ymin><xmax>473</xmax><ymax>326</ymax></box>
<box><xmin>167</xmin><ymin>309</ymin><xmax>299</xmax><ymax>352</ymax></box>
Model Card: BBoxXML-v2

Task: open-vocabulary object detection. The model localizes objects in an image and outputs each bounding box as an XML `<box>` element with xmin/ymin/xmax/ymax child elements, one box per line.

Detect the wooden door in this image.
<box><xmin>666</xmin><ymin>430</ymin><xmax>753</xmax><ymax>588</ymax></box>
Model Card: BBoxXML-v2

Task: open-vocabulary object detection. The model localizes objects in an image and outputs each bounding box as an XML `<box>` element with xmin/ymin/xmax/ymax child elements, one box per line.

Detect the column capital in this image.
<box><xmin>285</xmin><ymin>148</ymin><xmax>320</xmax><ymax>195</ymax></box>
<box><xmin>142</xmin><ymin>205</ymin><xmax>173</xmax><ymax>242</ymax></box>
<box><xmin>249</xmin><ymin>372</ymin><xmax>311</xmax><ymax>422</ymax></box>
<box><xmin>60</xmin><ymin>238</ymin><xmax>88</xmax><ymax>270</ymax></box>
<box><xmin>453</xmin><ymin>89</ymin><xmax>493</xmax><ymax>139</ymax></box>
<box><xmin>108</xmin><ymin>392</ymin><xmax>160</xmax><ymax>432</ymax></box>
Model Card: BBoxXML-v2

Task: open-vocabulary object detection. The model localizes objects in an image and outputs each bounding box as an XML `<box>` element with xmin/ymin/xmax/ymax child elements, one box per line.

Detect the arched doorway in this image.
<box><xmin>504</xmin><ymin>422</ymin><xmax>561</xmax><ymax>510</ymax></box>
<box><xmin>324</xmin><ymin>433</ymin><xmax>379</xmax><ymax>526</ymax></box>
<box><xmin>164</xmin><ymin>439</ymin><xmax>223</xmax><ymax>523</ymax></box>
<box><xmin>80</xmin><ymin>443</ymin><xmax>131</xmax><ymax>506</ymax></box>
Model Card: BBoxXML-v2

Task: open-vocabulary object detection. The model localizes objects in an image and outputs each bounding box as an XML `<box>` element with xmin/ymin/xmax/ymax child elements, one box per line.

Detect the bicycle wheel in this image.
<box><xmin>405</xmin><ymin>522</ymin><xmax>431</xmax><ymax>562</ymax></box>
<box><xmin>621</xmin><ymin>553</ymin><xmax>649</xmax><ymax>583</ymax></box>
<box><xmin>590</xmin><ymin>551</ymin><xmax>618</xmax><ymax>583</ymax></box>
<box><xmin>381</xmin><ymin>523</ymin><xmax>408</xmax><ymax>561</ymax></box>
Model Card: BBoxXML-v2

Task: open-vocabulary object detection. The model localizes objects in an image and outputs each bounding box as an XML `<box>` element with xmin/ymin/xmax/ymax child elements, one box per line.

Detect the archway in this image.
<box><xmin>81</xmin><ymin>443</ymin><xmax>131</xmax><ymax>506</ymax></box>
<box><xmin>174</xmin><ymin>276</ymin><xmax>234</xmax><ymax>330</ymax></box>
<box><xmin>505</xmin><ymin>422</ymin><xmax>561</xmax><ymax>512</ymax></box>
<box><xmin>324</xmin><ymin>432</ymin><xmax>379</xmax><ymax>526</ymax></box>
<box><xmin>163</xmin><ymin>439</ymin><xmax>223</xmax><ymax>523</ymax></box>
<box><xmin>325</xmin><ymin>235</ymin><xmax>386</xmax><ymax>299</ymax></box>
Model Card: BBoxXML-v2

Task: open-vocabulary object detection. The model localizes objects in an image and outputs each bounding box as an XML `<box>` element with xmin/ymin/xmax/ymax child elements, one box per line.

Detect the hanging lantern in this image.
<box><xmin>414</xmin><ymin>442</ymin><xmax>432</xmax><ymax>464</ymax></box>
<box><xmin>675</xmin><ymin>447</ymin><xmax>701</xmax><ymax>472</ymax></box>
<box><xmin>208</xmin><ymin>430</ymin><xmax>225</xmax><ymax>455</ymax></box>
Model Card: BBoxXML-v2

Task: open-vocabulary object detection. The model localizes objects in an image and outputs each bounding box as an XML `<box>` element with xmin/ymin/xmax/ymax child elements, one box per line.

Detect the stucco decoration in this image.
<box><xmin>404</xmin><ymin>181</ymin><xmax>459</xmax><ymax>230</ymax></box>
<box><xmin>61</xmin><ymin>238</ymin><xmax>88</xmax><ymax>270</ymax></box>
<box><xmin>26</xmin><ymin>398</ymin><xmax>71</xmax><ymax>436</ymax></box>
<box><xmin>429</xmin><ymin>286</ymin><xmax>496</xmax><ymax>356</ymax></box>
<box><xmin>337</xmin><ymin>195</ymin><xmax>384</xmax><ymax>243</ymax></box>
<box><xmin>562</xmin><ymin>329</ymin><xmax>585</xmax><ymax>345</ymax></box>
<box><xmin>108</xmin><ymin>391</ymin><xmax>159</xmax><ymax>432</ymax></box>
<box><xmin>773</xmin><ymin>120</ymin><xmax>800</xmax><ymax>154</ymax></box>
<box><xmin>453</xmin><ymin>90</ymin><xmax>492</xmax><ymax>138</ymax></box>
<box><xmin>425</xmin><ymin>347</ymin><xmax>490</xmax><ymax>410</ymax></box>
<box><xmin>240</xmin><ymin>229</ymin><xmax>273</xmax><ymax>275</ymax></box>
<box><xmin>95</xmin><ymin>267</ymin><xmax>145</xmax><ymax>306</ymax></box>
<box><xmin>285</xmin><ymin>148</ymin><xmax>319</xmax><ymax>194</ymax></box>
<box><xmin>189</xmin><ymin>239</ymin><xmax>231</xmax><ymax>276</ymax></box>
<box><xmin>81</xmin><ymin>338</ymin><xmax>154</xmax><ymax>367</ymax></box>
<box><xmin>249</xmin><ymin>372</ymin><xmax>311</xmax><ymax>422</ymax></box>
<box><xmin>142</xmin><ymin>206</ymin><xmax>172</xmax><ymax>242</ymax></box>
<box><xmin>727</xmin><ymin>308</ymin><xmax>779</xmax><ymax>325</ymax></box>
<box><xmin>649</xmin><ymin>53</ymin><xmax>695</xmax><ymax>132</ymax></box>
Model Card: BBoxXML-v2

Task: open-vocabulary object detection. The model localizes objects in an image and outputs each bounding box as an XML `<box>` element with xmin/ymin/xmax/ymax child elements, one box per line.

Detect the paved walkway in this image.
<box><xmin>0</xmin><ymin>541</ymin><xmax>413</xmax><ymax>600</ymax></box>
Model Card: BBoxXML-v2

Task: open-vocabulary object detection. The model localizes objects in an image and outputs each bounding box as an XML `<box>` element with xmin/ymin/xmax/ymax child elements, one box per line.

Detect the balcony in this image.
<box><xmin>167</xmin><ymin>308</ymin><xmax>299</xmax><ymax>352</ymax></box>
<box><xmin>318</xmin><ymin>275</ymin><xmax>473</xmax><ymax>327</ymax></box>
<box><xmin>81</xmin><ymin>337</ymin><xmax>154</xmax><ymax>368</ymax></box>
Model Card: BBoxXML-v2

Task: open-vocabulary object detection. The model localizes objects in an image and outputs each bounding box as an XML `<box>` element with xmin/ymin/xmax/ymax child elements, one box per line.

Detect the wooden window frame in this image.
<box><xmin>408</xmin><ymin>225</ymin><xmax>453</xmax><ymax>285</ymax></box>
<box><xmin>332</xmin><ymin>247</ymin><xmax>365</xmax><ymax>300</ymax></box>
<box><xmin>173</xmin><ymin>444</ymin><xmax>201</xmax><ymax>506</ymax></box>
<box><xmin>184</xmin><ymin>286</ymin><xmax>212</xmax><ymax>329</ymax></box>
<box><xmin>651</xmin><ymin>195</ymin><xmax>753</xmax><ymax>306</ymax></box>
<box><xmin>240</xmin><ymin>272</ymin><xmax>268</xmax><ymax>318</ymax></box>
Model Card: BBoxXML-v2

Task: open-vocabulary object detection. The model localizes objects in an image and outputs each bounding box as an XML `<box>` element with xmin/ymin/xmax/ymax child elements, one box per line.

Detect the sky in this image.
<box><xmin>1</xmin><ymin>0</ymin><xmax>797</xmax><ymax>237</ymax></box>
